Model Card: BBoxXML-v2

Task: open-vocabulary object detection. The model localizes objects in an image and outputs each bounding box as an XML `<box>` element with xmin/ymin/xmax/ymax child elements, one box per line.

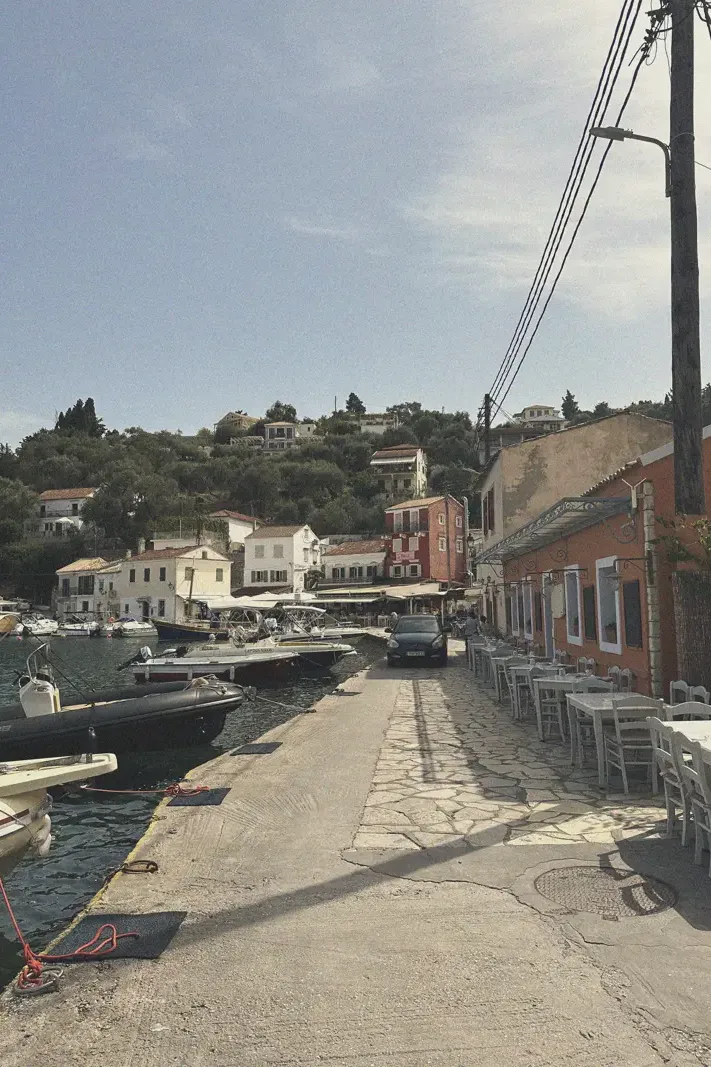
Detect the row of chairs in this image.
<box><xmin>650</xmin><ymin>716</ymin><xmax>711</xmax><ymax>874</ymax></box>
<box><xmin>669</xmin><ymin>679</ymin><xmax>710</xmax><ymax>705</ymax></box>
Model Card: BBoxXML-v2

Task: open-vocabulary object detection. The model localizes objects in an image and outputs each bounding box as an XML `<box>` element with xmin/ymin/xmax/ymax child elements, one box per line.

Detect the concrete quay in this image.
<box><xmin>3</xmin><ymin>643</ymin><xmax>711</xmax><ymax>1065</ymax></box>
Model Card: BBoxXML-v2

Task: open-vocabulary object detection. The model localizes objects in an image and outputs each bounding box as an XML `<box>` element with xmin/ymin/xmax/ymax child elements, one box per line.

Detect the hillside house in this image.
<box><xmin>30</xmin><ymin>488</ymin><xmax>96</xmax><ymax>539</ymax></box>
<box><xmin>243</xmin><ymin>525</ymin><xmax>322</xmax><ymax>592</ymax></box>
<box><xmin>370</xmin><ymin>445</ymin><xmax>427</xmax><ymax>502</ymax></box>
<box><xmin>384</xmin><ymin>496</ymin><xmax>466</xmax><ymax>584</ymax></box>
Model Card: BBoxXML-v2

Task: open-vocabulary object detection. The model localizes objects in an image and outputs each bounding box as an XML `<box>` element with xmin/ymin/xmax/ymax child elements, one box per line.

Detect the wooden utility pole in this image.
<box><xmin>670</xmin><ymin>0</ymin><xmax>705</xmax><ymax>514</ymax></box>
<box><xmin>483</xmin><ymin>393</ymin><xmax>492</xmax><ymax>465</ymax></box>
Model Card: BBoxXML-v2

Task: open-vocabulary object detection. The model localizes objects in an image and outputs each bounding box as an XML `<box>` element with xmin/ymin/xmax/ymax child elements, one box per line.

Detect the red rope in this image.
<box><xmin>0</xmin><ymin>874</ymin><xmax>139</xmax><ymax>992</ymax></box>
<box><xmin>80</xmin><ymin>782</ymin><xmax>208</xmax><ymax>798</ymax></box>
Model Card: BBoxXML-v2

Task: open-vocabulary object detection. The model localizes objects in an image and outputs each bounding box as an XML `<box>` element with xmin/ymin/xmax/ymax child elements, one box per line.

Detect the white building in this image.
<box><xmin>31</xmin><ymin>487</ymin><xmax>96</xmax><ymax>539</ymax></box>
<box><xmin>243</xmin><ymin>525</ymin><xmax>321</xmax><ymax>591</ymax></box>
<box><xmin>322</xmin><ymin>539</ymin><xmax>387</xmax><ymax>584</ymax></box>
<box><xmin>369</xmin><ymin>445</ymin><xmax>428</xmax><ymax>502</ymax></box>
<box><xmin>358</xmin><ymin>413</ymin><xmax>398</xmax><ymax>436</ymax></box>
<box><xmin>55</xmin><ymin>557</ymin><xmax>118</xmax><ymax>618</ymax></box>
<box><xmin>209</xmin><ymin>510</ymin><xmax>260</xmax><ymax>549</ymax></box>
<box><xmin>513</xmin><ymin>405</ymin><xmax>566</xmax><ymax>433</ymax></box>
<box><xmin>264</xmin><ymin>422</ymin><xmax>299</xmax><ymax>452</ymax></box>
<box><xmin>116</xmin><ymin>545</ymin><xmax>231</xmax><ymax>622</ymax></box>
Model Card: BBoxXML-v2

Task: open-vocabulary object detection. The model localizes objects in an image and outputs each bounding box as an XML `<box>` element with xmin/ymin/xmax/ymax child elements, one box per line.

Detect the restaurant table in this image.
<box><xmin>509</xmin><ymin>663</ymin><xmax>567</xmax><ymax>721</ymax></box>
<box><xmin>530</xmin><ymin>674</ymin><xmax>609</xmax><ymax>741</ymax></box>
<box><xmin>666</xmin><ymin>720</ymin><xmax>711</xmax><ymax>762</ymax></box>
<box><xmin>478</xmin><ymin>647</ymin><xmax>514</xmax><ymax>689</ymax></box>
<box><xmin>566</xmin><ymin>692</ymin><xmax>669</xmax><ymax>788</ymax></box>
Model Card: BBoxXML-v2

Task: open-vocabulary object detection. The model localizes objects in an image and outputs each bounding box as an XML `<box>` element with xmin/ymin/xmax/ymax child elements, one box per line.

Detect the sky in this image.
<box><xmin>1</xmin><ymin>1</ymin><xmax>710</xmax><ymax>444</ymax></box>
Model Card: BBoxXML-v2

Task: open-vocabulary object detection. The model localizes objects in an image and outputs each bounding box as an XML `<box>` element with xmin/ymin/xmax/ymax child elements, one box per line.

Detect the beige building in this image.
<box><xmin>476</xmin><ymin>413</ymin><xmax>672</xmax><ymax>630</ymax></box>
<box><xmin>369</xmin><ymin>445</ymin><xmax>428</xmax><ymax>502</ymax></box>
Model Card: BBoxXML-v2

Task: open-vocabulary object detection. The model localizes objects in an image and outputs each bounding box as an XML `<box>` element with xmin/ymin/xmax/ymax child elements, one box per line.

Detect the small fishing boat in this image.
<box><xmin>0</xmin><ymin>751</ymin><xmax>118</xmax><ymax>880</ymax></box>
<box><xmin>153</xmin><ymin>618</ymin><xmax>219</xmax><ymax>642</ymax></box>
<box><xmin>129</xmin><ymin>643</ymin><xmax>299</xmax><ymax>685</ymax></box>
<box><xmin>0</xmin><ymin>646</ymin><xmax>250</xmax><ymax>760</ymax></box>
<box><xmin>275</xmin><ymin>605</ymin><xmax>367</xmax><ymax>643</ymax></box>
<box><xmin>14</xmin><ymin>614</ymin><xmax>59</xmax><ymax>638</ymax></box>
<box><xmin>57</xmin><ymin>614</ymin><xmax>101</xmax><ymax>638</ymax></box>
<box><xmin>102</xmin><ymin>617</ymin><xmax>156</xmax><ymax>638</ymax></box>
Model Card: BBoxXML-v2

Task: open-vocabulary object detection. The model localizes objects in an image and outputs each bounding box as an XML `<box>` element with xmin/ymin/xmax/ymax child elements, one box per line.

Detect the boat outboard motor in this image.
<box><xmin>118</xmin><ymin>645</ymin><xmax>153</xmax><ymax>671</ymax></box>
<box><xmin>19</xmin><ymin>673</ymin><xmax>61</xmax><ymax>718</ymax></box>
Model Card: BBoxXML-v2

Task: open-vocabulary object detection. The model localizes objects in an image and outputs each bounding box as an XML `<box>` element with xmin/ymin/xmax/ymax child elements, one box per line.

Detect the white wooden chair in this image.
<box><xmin>584</xmin><ymin>657</ymin><xmax>597</xmax><ymax>674</ymax></box>
<box><xmin>576</xmin><ymin>656</ymin><xmax>588</xmax><ymax>673</ymax></box>
<box><xmin>677</xmin><ymin>740</ymin><xmax>711</xmax><ymax>876</ymax></box>
<box><xmin>536</xmin><ymin>678</ymin><xmax>567</xmax><ymax>741</ymax></box>
<box><xmin>570</xmin><ymin>678</ymin><xmax>615</xmax><ymax>766</ymax></box>
<box><xmin>647</xmin><ymin>716</ymin><xmax>691</xmax><ymax>843</ymax></box>
<box><xmin>607</xmin><ymin>665</ymin><xmax>621</xmax><ymax>691</ymax></box>
<box><xmin>663</xmin><ymin>701</ymin><xmax>711</xmax><ymax>722</ymax></box>
<box><xmin>691</xmin><ymin>685</ymin><xmax>711</xmax><ymax>705</ymax></box>
<box><xmin>619</xmin><ymin>668</ymin><xmax>634</xmax><ymax>693</ymax></box>
<box><xmin>670</xmin><ymin>679</ymin><xmax>691</xmax><ymax>705</ymax></box>
<box><xmin>604</xmin><ymin>696</ymin><xmax>664</xmax><ymax>793</ymax></box>
<box><xmin>553</xmin><ymin>649</ymin><xmax>569</xmax><ymax>665</ymax></box>
<box><xmin>500</xmin><ymin>658</ymin><xmax>528</xmax><ymax>709</ymax></box>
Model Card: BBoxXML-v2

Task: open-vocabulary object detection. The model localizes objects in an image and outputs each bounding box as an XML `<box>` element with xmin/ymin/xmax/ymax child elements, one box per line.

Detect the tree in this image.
<box><xmin>265</xmin><ymin>401</ymin><xmax>297</xmax><ymax>423</ymax></box>
<box><xmin>592</xmin><ymin>402</ymin><xmax>612</xmax><ymax>418</ymax></box>
<box><xmin>561</xmin><ymin>390</ymin><xmax>579</xmax><ymax>421</ymax></box>
<box><xmin>55</xmin><ymin>397</ymin><xmax>105</xmax><ymax>436</ymax></box>
<box><xmin>345</xmin><ymin>392</ymin><xmax>366</xmax><ymax>415</ymax></box>
<box><xmin>0</xmin><ymin>478</ymin><xmax>37</xmax><ymax>545</ymax></box>
<box><xmin>379</xmin><ymin>426</ymin><xmax>418</xmax><ymax>447</ymax></box>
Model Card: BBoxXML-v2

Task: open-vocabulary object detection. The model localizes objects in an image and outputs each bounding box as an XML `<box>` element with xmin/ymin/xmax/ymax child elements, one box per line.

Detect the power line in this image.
<box><xmin>485</xmin><ymin>0</ymin><xmax>643</xmax><ymax>409</ymax></box>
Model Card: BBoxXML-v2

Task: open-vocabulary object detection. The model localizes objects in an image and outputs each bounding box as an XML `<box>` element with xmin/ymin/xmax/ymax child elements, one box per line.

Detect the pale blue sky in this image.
<box><xmin>1</xmin><ymin>1</ymin><xmax>709</xmax><ymax>443</ymax></box>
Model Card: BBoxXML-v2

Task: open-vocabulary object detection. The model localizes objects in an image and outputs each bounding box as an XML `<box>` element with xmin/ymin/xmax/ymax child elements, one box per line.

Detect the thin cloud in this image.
<box><xmin>285</xmin><ymin>216</ymin><xmax>369</xmax><ymax>241</ymax></box>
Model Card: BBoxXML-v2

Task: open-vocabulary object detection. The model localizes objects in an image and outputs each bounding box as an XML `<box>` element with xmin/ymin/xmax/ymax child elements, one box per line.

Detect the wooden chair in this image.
<box><xmin>604</xmin><ymin>696</ymin><xmax>664</xmax><ymax>793</ymax></box>
<box><xmin>499</xmin><ymin>657</ymin><xmax>528</xmax><ymax>708</ymax></box>
<box><xmin>576</xmin><ymin>656</ymin><xmax>588</xmax><ymax>673</ymax></box>
<box><xmin>570</xmin><ymin>678</ymin><xmax>615</xmax><ymax>766</ymax></box>
<box><xmin>607</xmin><ymin>665</ymin><xmax>621</xmax><ymax>691</ymax></box>
<box><xmin>535</xmin><ymin>677</ymin><xmax>567</xmax><ymax>741</ymax></box>
<box><xmin>647</xmin><ymin>716</ymin><xmax>691</xmax><ymax>843</ymax></box>
<box><xmin>670</xmin><ymin>679</ymin><xmax>691</xmax><ymax>705</ymax></box>
<box><xmin>677</xmin><ymin>740</ymin><xmax>711</xmax><ymax>876</ymax></box>
<box><xmin>663</xmin><ymin>701</ymin><xmax>711</xmax><ymax>722</ymax></box>
<box><xmin>619</xmin><ymin>668</ymin><xmax>634</xmax><ymax>693</ymax></box>
<box><xmin>691</xmin><ymin>685</ymin><xmax>711</xmax><ymax>705</ymax></box>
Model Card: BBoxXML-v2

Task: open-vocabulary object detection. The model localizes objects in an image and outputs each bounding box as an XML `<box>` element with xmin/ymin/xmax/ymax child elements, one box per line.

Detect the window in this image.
<box><xmin>438</xmin><ymin>513</ymin><xmax>445</xmax><ymax>525</ymax></box>
<box><xmin>408</xmin><ymin>536</ymin><xmax>418</xmax><ymax>552</ymax></box>
<box><xmin>159</xmin><ymin>567</ymin><xmax>166</xmax><ymax>582</ymax></box>
<box><xmin>98</xmin><ymin>580</ymin><xmax>104</xmax><ymax>594</ymax></box>
<box><xmin>409</xmin><ymin>509</ymin><xmax>420</xmax><ymax>531</ymax></box>
<box><xmin>510</xmin><ymin>583</ymin><xmax>519</xmax><ymax>634</ymax></box>
<box><xmin>254</xmin><ymin>545</ymin><xmax>265</xmax><ymax>559</ymax></box>
<box><xmin>456</xmin><ymin>538</ymin><xmax>464</xmax><ymax>554</ymax></box>
<box><xmin>534</xmin><ymin>591</ymin><xmax>543</xmax><ymax>633</ymax></box>
<box><xmin>456</xmin><ymin>515</ymin><xmax>463</xmax><ymax>528</ymax></box>
<box><xmin>408</xmin><ymin>564</ymin><xmax>420</xmax><ymax>577</ymax></box>
<box><xmin>124</xmin><ymin>604</ymin><xmax>129</xmax><ymax>614</ymax></box>
<box><xmin>270</xmin><ymin>569</ymin><xmax>287</xmax><ymax>583</ymax></box>
<box><xmin>82</xmin><ymin>600</ymin><xmax>89</xmax><ymax>613</ymax></box>
<box><xmin>349</xmin><ymin>566</ymin><xmax>363</xmax><ymax>578</ymax></box>
<box><xmin>393</xmin><ymin>511</ymin><xmax>403</xmax><ymax>532</ymax></box>
<box><xmin>61</xmin><ymin>578</ymin><xmax>70</xmax><ymax>597</ymax></box>
<box><xmin>403</xmin><ymin>478</ymin><xmax>411</xmax><ymax>489</ymax></box>
<box><xmin>143</xmin><ymin>568</ymin><xmax>150</xmax><ymax>582</ymax></box>
<box><xmin>378</xmin><ymin>479</ymin><xmax>386</xmax><ymax>491</ymax></box>
<box><xmin>597</xmin><ymin>556</ymin><xmax>621</xmax><ymax>654</ymax></box>
<box><xmin>44</xmin><ymin>523</ymin><xmax>52</xmax><ymax>531</ymax></box>
<box><xmin>273</xmin><ymin>544</ymin><xmax>284</xmax><ymax>559</ymax></box>
<box><xmin>158</xmin><ymin>599</ymin><xmax>166</xmax><ymax>617</ymax></box>
<box><xmin>216</xmin><ymin>568</ymin><xmax>224</xmax><ymax>582</ymax></box>
<box><xmin>184</xmin><ymin>567</ymin><xmax>194</xmax><ymax>581</ymax></box>
<box><xmin>392</xmin><ymin>538</ymin><xmax>402</xmax><ymax>553</ymax></box>
<box><xmin>129</xmin><ymin>569</ymin><xmax>136</xmax><ymax>584</ymax></box>
<box><xmin>486</xmin><ymin>488</ymin><xmax>495</xmax><ymax>533</ymax></box>
<box><xmin>583</xmin><ymin>586</ymin><xmax>597</xmax><ymax>641</ymax></box>
<box><xmin>40</xmin><ymin>505</ymin><xmax>46</xmax><ymax>517</ymax></box>
<box><xmin>438</xmin><ymin>535</ymin><xmax>446</xmax><ymax>551</ymax></box>
<box><xmin>391</xmin><ymin>565</ymin><xmax>403</xmax><ymax>577</ymax></box>
<box><xmin>109</xmin><ymin>581</ymin><xmax>114</xmax><ymax>592</ymax></box>
<box><xmin>77</xmin><ymin>575</ymin><xmax>94</xmax><ymax>595</ymax></box>
<box><xmin>331</xmin><ymin>567</ymin><xmax>346</xmax><ymax>579</ymax></box>
<box><xmin>72</xmin><ymin>503</ymin><xmax>79</xmax><ymax>515</ymax></box>
<box><xmin>522</xmin><ymin>583</ymin><xmax>533</xmax><ymax>639</ymax></box>
<box><xmin>303</xmin><ymin>548</ymin><xmax>309</xmax><ymax>562</ymax></box>
<box><xmin>623</xmin><ymin>579</ymin><xmax>643</xmax><ymax>649</ymax></box>
<box><xmin>201</xmin><ymin>550</ymin><xmax>208</xmax><ymax>559</ymax></box>
<box><xmin>564</xmin><ymin>566</ymin><xmax>583</xmax><ymax>646</ymax></box>
<box><xmin>366</xmin><ymin>565</ymin><xmax>377</xmax><ymax>578</ymax></box>
<box><xmin>251</xmin><ymin>569</ymin><xmax>268</xmax><ymax>582</ymax></box>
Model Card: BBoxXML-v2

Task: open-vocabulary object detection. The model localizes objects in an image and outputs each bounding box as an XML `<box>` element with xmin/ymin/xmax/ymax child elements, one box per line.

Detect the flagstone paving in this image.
<box><xmin>353</xmin><ymin>661</ymin><xmax>665</xmax><ymax>851</ymax></box>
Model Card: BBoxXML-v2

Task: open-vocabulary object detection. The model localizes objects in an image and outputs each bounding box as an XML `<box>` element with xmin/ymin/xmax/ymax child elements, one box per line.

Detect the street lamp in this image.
<box><xmin>590</xmin><ymin>126</ymin><xmax>671</xmax><ymax>197</ymax></box>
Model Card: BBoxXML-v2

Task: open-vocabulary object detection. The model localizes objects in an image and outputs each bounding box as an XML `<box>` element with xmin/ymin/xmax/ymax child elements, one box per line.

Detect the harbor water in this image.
<box><xmin>0</xmin><ymin>634</ymin><xmax>384</xmax><ymax>989</ymax></box>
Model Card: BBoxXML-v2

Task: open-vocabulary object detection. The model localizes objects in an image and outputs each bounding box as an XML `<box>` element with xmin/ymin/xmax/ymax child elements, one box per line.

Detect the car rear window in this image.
<box><xmin>395</xmin><ymin>617</ymin><xmax>440</xmax><ymax>633</ymax></box>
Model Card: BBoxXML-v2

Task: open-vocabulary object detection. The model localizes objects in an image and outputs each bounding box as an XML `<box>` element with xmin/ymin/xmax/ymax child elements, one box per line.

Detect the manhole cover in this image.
<box><xmin>534</xmin><ymin>866</ymin><xmax>677</xmax><ymax>919</ymax></box>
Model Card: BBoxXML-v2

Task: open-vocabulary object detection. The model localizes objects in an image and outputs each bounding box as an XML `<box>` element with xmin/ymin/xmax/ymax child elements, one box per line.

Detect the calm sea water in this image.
<box><xmin>0</xmin><ymin>633</ymin><xmax>384</xmax><ymax>988</ymax></box>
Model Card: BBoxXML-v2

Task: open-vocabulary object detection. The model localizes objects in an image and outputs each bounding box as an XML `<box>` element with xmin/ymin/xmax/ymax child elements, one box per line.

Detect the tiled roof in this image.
<box><xmin>324</xmin><ymin>539</ymin><xmax>387</xmax><ymax>556</ymax></box>
<box><xmin>209</xmin><ymin>510</ymin><xmax>260</xmax><ymax>523</ymax></box>
<box><xmin>130</xmin><ymin>546</ymin><xmax>201</xmax><ymax>561</ymax></box>
<box><xmin>56</xmin><ymin>557</ymin><xmax>109</xmax><ymax>574</ymax></box>
<box><xmin>371</xmin><ymin>446</ymin><xmax>420</xmax><ymax>459</ymax></box>
<box><xmin>385</xmin><ymin>496</ymin><xmax>445</xmax><ymax>511</ymax></box>
<box><xmin>248</xmin><ymin>525</ymin><xmax>308</xmax><ymax>539</ymax></box>
<box><xmin>39</xmin><ymin>487</ymin><xmax>96</xmax><ymax>501</ymax></box>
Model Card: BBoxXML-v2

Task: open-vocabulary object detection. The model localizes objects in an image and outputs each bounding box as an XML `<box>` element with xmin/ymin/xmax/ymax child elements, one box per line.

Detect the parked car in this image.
<box><xmin>386</xmin><ymin>615</ymin><xmax>448</xmax><ymax>667</ymax></box>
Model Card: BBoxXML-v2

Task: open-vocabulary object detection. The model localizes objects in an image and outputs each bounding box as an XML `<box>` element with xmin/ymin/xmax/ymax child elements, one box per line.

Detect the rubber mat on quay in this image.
<box><xmin>168</xmin><ymin>787</ymin><xmax>230</xmax><ymax>807</ymax></box>
<box><xmin>50</xmin><ymin>911</ymin><xmax>187</xmax><ymax>961</ymax></box>
<box><xmin>230</xmin><ymin>741</ymin><xmax>282</xmax><ymax>755</ymax></box>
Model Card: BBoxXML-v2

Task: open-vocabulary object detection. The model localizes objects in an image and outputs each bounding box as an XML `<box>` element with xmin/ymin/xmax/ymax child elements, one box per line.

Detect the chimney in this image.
<box><xmin>137</xmin><ymin>537</ymin><xmax>146</xmax><ymax>555</ymax></box>
<box><xmin>125</xmin><ymin>549</ymin><xmax>132</xmax><ymax>559</ymax></box>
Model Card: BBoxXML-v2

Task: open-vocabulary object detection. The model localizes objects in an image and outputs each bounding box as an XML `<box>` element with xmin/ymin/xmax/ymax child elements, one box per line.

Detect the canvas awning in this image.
<box><xmin>314</xmin><ymin>595</ymin><xmax>381</xmax><ymax>605</ymax></box>
<box><xmin>475</xmin><ymin>496</ymin><xmax>631</xmax><ymax>564</ymax></box>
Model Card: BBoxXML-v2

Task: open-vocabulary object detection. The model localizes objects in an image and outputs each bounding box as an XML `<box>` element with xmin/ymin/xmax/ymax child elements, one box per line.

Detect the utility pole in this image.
<box><xmin>670</xmin><ymin>0</ymin><xmax>704</xmax><ymax>514</ymax></box>
<box><xmin>483</xmin><ymin>393</ymin><xmax>492</xmax><ymax>465</ymax></box>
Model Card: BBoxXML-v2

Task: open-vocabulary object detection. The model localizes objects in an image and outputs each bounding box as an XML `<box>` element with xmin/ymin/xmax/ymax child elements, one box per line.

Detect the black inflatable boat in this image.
<box><xmin>0</xmin><ymin>647</ymin><xmax>250</xmax><ymax>760</ymax></box>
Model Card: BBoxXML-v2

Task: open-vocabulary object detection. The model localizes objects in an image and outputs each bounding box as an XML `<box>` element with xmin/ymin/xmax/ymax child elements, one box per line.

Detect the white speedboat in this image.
<box><xmin>57</xmin><ymin>614</ymin><xmax>101</xmax><ymax>637</ymax></box>
<box><xmin>129</xmin><ymin>643</ymin><xmax>299</xmax><ymax>684</ymax></box>
<box><xmin>14</xmin><ymin>615</ymin><xmax>59</xmax><ymax>638</ymax></box>
<box><xmin>103</xmin><ymin>617</ymin><xmax>156</xmax><ymax>638</ymax></box>
<box><xmin>0</xmin><ymin>752</ymin><xmax>118</xmax><ymax>880</ymax></box>
<box><xmin>273</xmin><ymin>605</ymin><xmax>367</xmax><ymax>643</ymax></box>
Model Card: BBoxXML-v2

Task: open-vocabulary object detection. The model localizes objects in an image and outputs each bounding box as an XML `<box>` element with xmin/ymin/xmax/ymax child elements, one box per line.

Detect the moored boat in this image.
<box><xmin>102</xmin><ymin>617</ymin><xmax>156</xmax><ymax>638</ymax></box>
<box><xmin>57</xmin><ymin>614</ymin><xmax>101</xmax><ymax>637</ymax></box>
<box><xmin>0</xmin><ymin>646</ymin><xmax>250</xmax><ymax>760</ymax></box>
<box><xmin>129</xmin><ymin>644</ymin><xmax>299</xmax><ymax>685</ymax></box>
<box><xmin>0</xmin><ymin>751</ymin><xmax>118</xmax><ymax>880</ymax></box>
<box><xmin>14</xmin><ymin>614</ymin><xmax>59</xmax><ymax>638</ymax></box>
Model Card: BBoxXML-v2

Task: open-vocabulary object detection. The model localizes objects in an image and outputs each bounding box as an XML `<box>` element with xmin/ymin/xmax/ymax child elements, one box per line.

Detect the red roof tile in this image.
<box><xmin>39</xmin><ymin>487</ymin><xmax>96</xmax><ymax>501</ymax></box>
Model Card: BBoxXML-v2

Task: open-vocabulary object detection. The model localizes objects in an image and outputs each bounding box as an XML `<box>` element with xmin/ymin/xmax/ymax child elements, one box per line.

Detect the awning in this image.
<box><xmin>385</xmin><ymin>583</ymin><xmax>448</xmax><ymax>600</ymax></box>
<box><xmin>315</xmin><ymin>595</ymin><xmax>381</xmax><ymax>605</ymax></box>
<box><xmin>475</xmin><ymin>496</ymin><xmax>631</xmax><ymax>564</ymax></box>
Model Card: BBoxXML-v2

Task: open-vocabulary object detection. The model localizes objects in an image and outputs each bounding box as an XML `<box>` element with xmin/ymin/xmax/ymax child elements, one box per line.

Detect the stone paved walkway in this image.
<box><xmin>353</xmin><ymin>656</ymin><xmax>664</xmax><ymax>851</ymax></box>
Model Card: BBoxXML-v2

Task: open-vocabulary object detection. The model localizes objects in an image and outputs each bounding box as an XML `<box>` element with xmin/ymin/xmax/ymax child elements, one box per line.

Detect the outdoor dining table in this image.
<box><xmin>530</xmin><ymin>672</ymin><xmax>595</xmax><ymax>740</ymax></box>
<box><xmin>566</xmin><ymin>692</ymin><xmax>671</xmax><ymax>788</ymax></box>
<box><xmin>665</xmin><ymin>720</ymin><xmax>711</xmax><ymax>762</ymax></box>
<box><xmin>509</xmin><ymin>663</ymin><xmax>567</xmax><ymax>721</ymax></box>
<box><xmin>478</xmin><ymin>647</ymin><xmax>514</xmax><ymax>690</ymax></box>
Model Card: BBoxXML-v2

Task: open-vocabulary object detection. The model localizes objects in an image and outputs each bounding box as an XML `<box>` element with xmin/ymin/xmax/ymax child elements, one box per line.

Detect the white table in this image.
<box><xmin>566</xmin><ymin>693</ymin><xmax>669</xmax><ymax>788</ymax></box>
<box><xmin>666</xmin><ymin>720</ymin><xmax>711</xmax><ymax>762</ymax></box>
<box><xmin>509</xmin><ymin>664</ymin><xmax>564</xmax><ymax>721</ymax></box>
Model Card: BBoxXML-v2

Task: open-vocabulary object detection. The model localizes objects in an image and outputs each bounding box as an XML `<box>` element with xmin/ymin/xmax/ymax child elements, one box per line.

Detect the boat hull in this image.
<box><xmin>132</xmin><ymin>656</ymin><xmax>296</xmax><ymax>686</ymax></box>
<box><xmin>153</xmin><ymin>620</ymin><xmax>218</xmax><ymax>642</ymax></box>
<box><xmin>0</xmin><ymin>683</ymin><xmax>244</xmax><ymax>760</ymax></box>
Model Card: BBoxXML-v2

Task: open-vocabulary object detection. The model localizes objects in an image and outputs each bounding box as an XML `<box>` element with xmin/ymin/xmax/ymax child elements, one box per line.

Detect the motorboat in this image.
<box><xmin>273</xmin><ymin>605</ymin><xmax>367</xmax><ymax>643</ymax></box>
<box><xmin>14</xmin><ymin>614</ymin><xmax>59</xmax><ymax>638</ymax></box>
<box><xmin>102</xmin><ymin>617</ymin><xmax>156</xmax><ymax>638</ymax></box>
<box><xmin>0</xmin><ymin>646</ymin><xmax>250</xmax><ymax>760</ymax></box>
<box><xmin>0</xmin><ymin>751</ymin><xmax>118</xmax><ymax>880</ymax></box>
<box><xmin>128</xmin><ymin>643</ymin><xmax>299</xmax><ymax>685</ymax></box>
<box><xmin>57</xmin><ymin>614</ymin><xmax>101</xmax><ymax>637</ymax></box>
<box><xmin>153</xmin><ymin>618</ymin><xmax>222</xmax><ymax>642</ymax></box>
<box><xmin>0</xmin><ymin>600</ymin><xmax>26</xmax><ymax>634</ymax></box>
